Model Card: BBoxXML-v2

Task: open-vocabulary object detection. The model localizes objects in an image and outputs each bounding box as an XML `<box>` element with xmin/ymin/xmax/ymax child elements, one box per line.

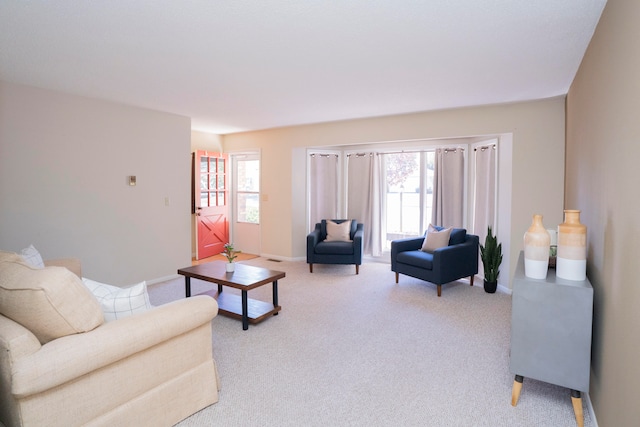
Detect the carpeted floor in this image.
<box><xmin>149</xmin><ymin>258</ymin><xmax>594</xmax><ymax>427</ymax></box>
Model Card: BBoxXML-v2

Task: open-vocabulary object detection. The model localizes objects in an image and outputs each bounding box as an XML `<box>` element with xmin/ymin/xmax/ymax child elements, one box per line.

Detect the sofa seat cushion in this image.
<box><xmin>0</xmin><ymin>254</ymin><xmax>104</xmax><ymax>344</ymax></box>
<box><xmin>396</xmin><ymin>250</ymin><xmax>434</xmax><ymax>270</ymax></box>
<box><xmin>314</xmin><ymin>241</ymin><xmax>355</xmax><ymax>255</ymax></box>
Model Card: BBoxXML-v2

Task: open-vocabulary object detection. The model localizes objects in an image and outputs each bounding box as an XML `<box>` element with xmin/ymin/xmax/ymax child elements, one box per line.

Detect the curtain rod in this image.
<box><xmin>474</xmin><ymin>144</ymin><xmax>497</xmax><ymax>151</ymax></box>
<box><xmin>347</xmin><ymin>147</ymin><xmax>465</xmax><ymax>156</ymax></box>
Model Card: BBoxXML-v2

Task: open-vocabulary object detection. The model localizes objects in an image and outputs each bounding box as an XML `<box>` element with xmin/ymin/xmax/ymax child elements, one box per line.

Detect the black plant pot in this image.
<box><xmin>484</xmin><ymin>280</ymin><xmax>497</xmax><ymax>294</ymax></box>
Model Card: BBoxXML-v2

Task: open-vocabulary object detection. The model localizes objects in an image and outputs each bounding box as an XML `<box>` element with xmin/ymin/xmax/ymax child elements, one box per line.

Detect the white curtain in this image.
<box><xmin>309</xmin><ymin>153</ymin><xmax>338</xmax><ymax>230</ymax></box>
<box><xmin>432</xmin><ymin>148</ymin><xmax>464</xmax><ymax>228</ymax></box>
<box><xmin>472</xmin><ymin>144</ymin><xmax>497</xmax><ymax>243</ymax></box>
<box><xmin>347</xmin><ymin>153</ymin><xmax>383</xmax><ymax>256</ymax></box>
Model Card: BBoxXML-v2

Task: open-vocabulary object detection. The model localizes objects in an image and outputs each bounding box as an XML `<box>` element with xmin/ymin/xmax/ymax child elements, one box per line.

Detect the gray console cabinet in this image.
<box><xmin>510</xmin><ymin>251</ymin><xmax>593</xmax><ymax>427</ymax></box>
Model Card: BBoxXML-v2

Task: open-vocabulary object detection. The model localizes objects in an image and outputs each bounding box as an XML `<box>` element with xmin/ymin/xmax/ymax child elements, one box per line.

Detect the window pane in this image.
<box><xmin>237</xmin><ymin>193</ymin><xmax>259</xmax><ymax>224</ymax></box>
<box><xmin>217</xmin><ymin>191</ymin><xmax>226</xmax><ymax>206</ymax></box>
<box><xmin>386</xmin><ymin>153</ymin><xmax>420</xmax><ymax>244</ymax></box>
<box><xmin>237</xmin><ymin>159</ymin><xmax>259</xmax><ymax>191</ymax></box>
<box><xmin>200</xmin><ymin>192</ymin><xmax>209</xmax><ymax>207</ymax></box>
<box><xmin>218</xmin><ymin>159</ymin><xmax>225</xmax><ymax>173</ymax></box>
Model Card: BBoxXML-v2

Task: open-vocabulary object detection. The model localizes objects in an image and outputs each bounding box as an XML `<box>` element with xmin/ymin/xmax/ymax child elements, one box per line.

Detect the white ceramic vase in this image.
<box><xmin>225</xmin><ymin>262</ymin><xmax>235</xmax><ymax>272</ymax></box>
<box><xmin>556</xmin><ymin>210</ymin><xmax>587</xmax><ymax>281</ymax></box>
<box><xmin>523</xmin><ymin>214</ymin><xmax>551</xmax><ymax>279</ymax></box>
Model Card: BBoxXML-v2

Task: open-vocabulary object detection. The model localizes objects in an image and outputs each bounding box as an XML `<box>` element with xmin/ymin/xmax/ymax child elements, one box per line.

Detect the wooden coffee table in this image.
<box><xmin>177</xmin><ymin>261</ymin><xmax>285</xmax><ymax>330</ymax></box>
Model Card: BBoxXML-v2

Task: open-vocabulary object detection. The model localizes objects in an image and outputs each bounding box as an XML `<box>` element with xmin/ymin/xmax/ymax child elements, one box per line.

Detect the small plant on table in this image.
<box><xmin>222</xmin><ymin>243</ymin><xmax>241</xmax><ymax>263</ymax></box>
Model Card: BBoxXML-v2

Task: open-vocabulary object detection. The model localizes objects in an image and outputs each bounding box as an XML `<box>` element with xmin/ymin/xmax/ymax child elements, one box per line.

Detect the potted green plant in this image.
<box><xmin>480</xmin><ymin>226</ymin><xmax>502</xmax><ymax>293</ymax></box>
<box><xmin>222</xmin><ymin>243</ymin><xmax>241</xmax><ymax>272</ymax></box>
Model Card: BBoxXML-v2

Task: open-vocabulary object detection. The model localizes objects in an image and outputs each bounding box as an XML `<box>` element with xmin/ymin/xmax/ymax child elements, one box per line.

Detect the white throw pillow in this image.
<box><xmin>421</xmin><ymin>224</ymin><xmax>452</xmax><ymax>253</ymax></box>
<box><xmin>20</xmin><ymin>244</ymin><xmax>44</xmax><ymax>268</ymax></box>
<box><xmin>325</xmin><ymin>220</ymin><xmax>353</xmax><ymax>242</ymax></box>
<box><xmin>82</xmin><ymin>278</ymin><xmax>152</xmax><ymax>322</ymax></box>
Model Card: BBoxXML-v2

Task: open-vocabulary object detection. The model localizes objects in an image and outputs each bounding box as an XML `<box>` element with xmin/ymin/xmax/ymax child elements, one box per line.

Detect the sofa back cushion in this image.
<box><xmin>0</xmin><ymin>252</ymin><xmax>104</xmax><ymax>344</ymax></box>
<box><xmin>448</xmin><ymin>228</ymin><xmax>467</xmax><ymax>245</ymax></box>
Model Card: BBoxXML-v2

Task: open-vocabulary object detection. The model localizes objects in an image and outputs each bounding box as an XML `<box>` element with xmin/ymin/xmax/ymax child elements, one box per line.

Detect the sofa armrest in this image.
<box><xmin>0</xmin><ymin>315</ymin><xmax>42</xmax><ymax>363</ymax></box>
<box><xmin>307</xmin><ymin>224</ymin><xmax>322</xmax><ymax>260</ymax></box>
<box><xmin>432</xmin><ymin>235</ymin><xmax>479</xmax><ymax>283</ymax></box>
<box><xmin>44</xmin><ymin>258</ymin><xmax>82</xmax><ymax>278</ymax></box>
<box><xmin>391</xmin><ymin>236</ymin><xmax>424</xmax><ymax>255</ymax></box>
<box><xmin>11</xmin><ymin>296</ymin><xmax>218</xmax><ymax>398</ymax></box>
<box><xmin>390</xmin><ymin>236</ymin><xmax>425</xmax><ymax>269</ymax></box>
<box><xmin>353</xmin><ymin>224</ymin><xmax>364</xmax><ymax>261</ymax></box>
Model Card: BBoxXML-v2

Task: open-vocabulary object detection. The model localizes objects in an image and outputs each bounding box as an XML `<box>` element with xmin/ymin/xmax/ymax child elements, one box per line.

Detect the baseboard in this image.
<box><xmin>497</xmin><ymin>283</ymin><xmax>512</xmax><ymax>295</ymax></box>
<box><xmin>147</xmin><ymin>273</ymin><xmax>180</xmax><ymax>286</ymax></box>
<box><xmin>585</xmin><ymin>392</ymin><xmax>598</xmax><ymax>427</ymax></box>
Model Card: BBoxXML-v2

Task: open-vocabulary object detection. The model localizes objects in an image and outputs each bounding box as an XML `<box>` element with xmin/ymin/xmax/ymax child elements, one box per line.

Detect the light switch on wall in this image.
<box><xmin>128</xmin><ymin>176</ymin><xmax>136</xmax><ymax>186</ymax></box>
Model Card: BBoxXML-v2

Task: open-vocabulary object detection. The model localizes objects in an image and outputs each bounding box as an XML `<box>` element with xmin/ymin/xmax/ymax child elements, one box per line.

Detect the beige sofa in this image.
<box><xmin>0</xmin><ymin>252</ymin><xmax>220</xmax><ymax>427</ymax></box>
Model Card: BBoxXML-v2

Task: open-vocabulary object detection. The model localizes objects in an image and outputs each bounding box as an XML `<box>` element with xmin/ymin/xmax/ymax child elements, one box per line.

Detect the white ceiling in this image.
<box><xmin>0</xmin><ymin>1</ymin><xmax>606</xmax><ymax>135</ymax></box>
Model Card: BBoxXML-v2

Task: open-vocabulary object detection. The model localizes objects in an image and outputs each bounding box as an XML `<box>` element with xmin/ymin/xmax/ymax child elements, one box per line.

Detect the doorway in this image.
<box><xmin>230</xmin><ymin>152</ymin><xmax>261</xmax><ymax>256</ymax></box>
<box><xmin>194</xmin><ymin>151</ymin><xmax>229</xmax><ymax>260</ymax></box>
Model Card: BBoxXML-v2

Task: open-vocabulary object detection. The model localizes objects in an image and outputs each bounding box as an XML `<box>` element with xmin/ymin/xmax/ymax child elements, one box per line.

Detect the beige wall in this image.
<box><xmin>566</xmin><ymin>0</ymin><xmax>640</xmax><ymax>424</ymax></box>
<box><xmin>0</xmin><ymin>81</ymin><xmax>192</xmax><ymax>284</ymax></box>
<box><xmin>223</xmin><ymin>97</ymin><xmax>566</xmax><ymax>287</ymax></box>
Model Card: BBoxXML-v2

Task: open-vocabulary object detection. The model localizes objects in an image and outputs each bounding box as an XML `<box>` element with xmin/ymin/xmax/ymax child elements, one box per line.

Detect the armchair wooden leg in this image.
<box><xmin>470</xmin><ymin>275</ymin><xmax>475</xmax><ymax>286</ymax></box>
<box><xmin>511</xmin><ymin>375</ymin><xmax>524</xmax><ymax>406</ymax></box>
<box><xmin>355</xmin><ymin>264</ymin><xmax>359</xmax><ymax>275</ymax></box>
<box><xmin>437</xmin><ymin>285</ymin><xmax>442</xmax><ymax>297</ymax></box>
<box><xmin>395</xmin><ymin>272</ymin><xmax>399</xmax><ymax>283</ymax></box>
<box><xmin>309</xmin><ymin>264</ymin><xmax>313</xmax><ymax>273</ymax></box>
<box><xmin>571</xmin><ymin>390</ymin><xmax>584</xmax><ymax>427</ymax></box>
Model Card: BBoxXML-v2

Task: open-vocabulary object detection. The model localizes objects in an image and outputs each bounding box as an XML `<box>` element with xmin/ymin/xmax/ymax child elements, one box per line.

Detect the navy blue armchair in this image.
<box><xmin>307</xmin><ymin>219</ymin><xmax>364</xmax><ymax>274</ymax></box>
<box><xmin>391</xmin><ymin>227</ymin><xmax>479</xmax><ymax>297</ymax></box>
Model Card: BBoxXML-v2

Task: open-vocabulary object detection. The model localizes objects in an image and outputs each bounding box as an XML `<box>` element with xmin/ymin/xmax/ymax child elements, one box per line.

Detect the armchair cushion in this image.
<box><xmin>0</xmin><ymin>252</ymin><xmax>104</xmax><ymax>344</ymax></box>
<box><xmin>19</xmin><ymin>245</ymin><xmax>45</xmax><ymax>268</ymax></box>
<box><xmin>315</xmin><ymin>241</ymin><xmax>355</xmax><ymax>255</ymax></box>
<box><xmin>320</xmin><ymin>219</ymin><xmax>357</xmax><ymax>240</ymax></box>
<box><xmin>82</xmin><ymin>278</ymin><xmax>152</xmax><ymax>322</ymax></box>
<box><xmin>397</xmin><ymin>250</ymin><xmax>434</xmax><ymax>270</ymax></box>
<box><xmin>448</xmin><ymin>228</ymin><xmax>467</xmax><ymax>245</ymax></box>
<box><xmin>325</xmin><ymin>220</ymin><xmax>353</xmax><ymax>242</ymax></box>
<box><xmin>421</xmin><ymin>224</ymin><xmax>452</xmax><ymax>253</ymax></box>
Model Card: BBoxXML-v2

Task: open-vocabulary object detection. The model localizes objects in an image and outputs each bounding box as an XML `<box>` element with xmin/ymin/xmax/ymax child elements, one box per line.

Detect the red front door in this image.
<box><xmin>195</xmin><ymin>151</ymin><xmax>229</xmax><ymax>260</ymax></box>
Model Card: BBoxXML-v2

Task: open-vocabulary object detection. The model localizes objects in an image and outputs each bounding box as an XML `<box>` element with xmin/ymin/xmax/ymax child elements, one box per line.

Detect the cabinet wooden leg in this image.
<box><xmin>437</xmin><ymin>284</ymin><xmax>442</xmax><ymax>297</ymax></box>
<box><xmin>511</xmin><ymin>375</ymin><xmax>524</xmax><ymax>406</ymax></box>
<box><xmin>571</xmin><ymin>390</ymin><xmax>584</xmax><ymax>427</ymax></box>
<box><xmin>355</xmin><ymin>264</ymin><xmax>359</xmax><ymax>275</ymax></box>
<box><xmin>309</xmin><ymin>264</ymin><xmax>313</xmax><ymax>273</ymax></box>
<box><xmin>395</xmin><ymin>272</ymin><xmax>399</xmax><ymax>283</ymax></box>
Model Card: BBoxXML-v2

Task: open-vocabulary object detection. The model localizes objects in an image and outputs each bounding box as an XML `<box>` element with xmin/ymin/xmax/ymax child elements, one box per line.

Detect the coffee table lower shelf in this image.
<box><xmin>199</xmin><ymin>289</ymin><xmax>281</xmax><ymax>326</ymax></box>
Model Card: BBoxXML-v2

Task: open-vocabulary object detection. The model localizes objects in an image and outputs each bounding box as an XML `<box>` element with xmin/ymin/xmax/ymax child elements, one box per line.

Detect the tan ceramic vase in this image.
<box><xmin>556</xmin><ymin>210</ymin><xmax>587</xmax><ymax>281</ymax></box>
<box><xmin>523</xmin><ymin>214</ymin><xmax>551</xmax><ymax>279</ymax></box>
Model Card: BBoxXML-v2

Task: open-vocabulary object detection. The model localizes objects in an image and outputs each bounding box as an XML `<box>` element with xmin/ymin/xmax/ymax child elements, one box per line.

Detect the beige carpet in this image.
<box><xmin>149</xmin><ymin>258</ymin><xmax>594</xmax><ymax>427</ymax></box>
